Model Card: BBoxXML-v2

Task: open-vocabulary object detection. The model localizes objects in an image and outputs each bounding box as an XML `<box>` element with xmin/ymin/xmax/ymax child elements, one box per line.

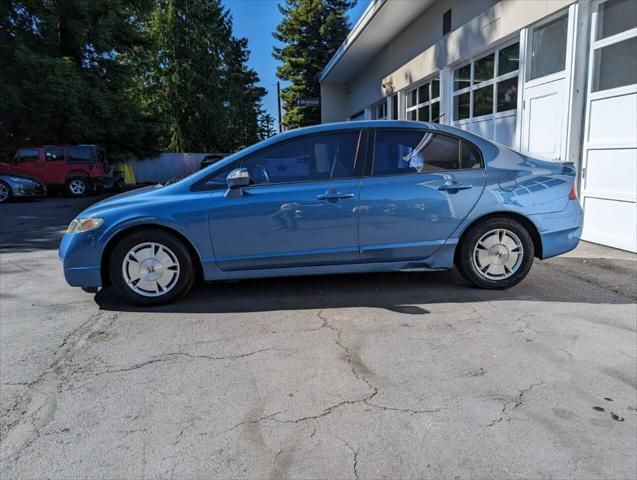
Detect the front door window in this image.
<box><xmin>241</xmin><ymin>131</ymin><xmax>359</xmax><ymax>184</ymax></box>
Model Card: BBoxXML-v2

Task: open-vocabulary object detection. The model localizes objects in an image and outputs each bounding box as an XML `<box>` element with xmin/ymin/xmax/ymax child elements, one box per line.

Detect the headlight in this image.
<box><xmin>66</xmin><ymin>217</ymin><xmax>104</xmax><ymax>233</ymax></box>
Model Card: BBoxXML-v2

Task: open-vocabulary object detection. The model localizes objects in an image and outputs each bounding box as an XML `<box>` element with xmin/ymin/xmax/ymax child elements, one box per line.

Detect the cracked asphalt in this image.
<box><xmin>1</xmin><ymin>195</ymin><xmax>636</xmax><ymax>479</ymax></box>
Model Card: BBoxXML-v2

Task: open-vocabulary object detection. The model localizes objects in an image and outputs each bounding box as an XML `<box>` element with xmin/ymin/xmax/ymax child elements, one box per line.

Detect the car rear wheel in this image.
<box><xmin>66</xmin><ymin>177</ymin><xmax>91</xmax><ymax>197</ymax></box>
<box><xmin>457</xmin><ymin>217</ymin><xmax>534</xmax><ymax>289</ymax></box>
<box><xmin>0</xmin><ymin>181</ymin><xmax>12</xmax><ymax>203</ymax></box>
<box><xmin>109</xmin><ymin>229</ymin><xmax>195</xmax><ymax>306</ymax></box>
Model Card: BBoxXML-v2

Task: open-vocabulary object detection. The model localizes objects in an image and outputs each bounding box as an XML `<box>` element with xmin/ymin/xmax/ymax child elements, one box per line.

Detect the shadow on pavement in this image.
<box><xmin>0</xmin><ymin>195</ymin><xmax>108</xmax><ymax>253</ymax></box>
<box><xmin>94</xmin><ymin>258</ymin><xmax>637</xmax><ymax>314</ymax></box>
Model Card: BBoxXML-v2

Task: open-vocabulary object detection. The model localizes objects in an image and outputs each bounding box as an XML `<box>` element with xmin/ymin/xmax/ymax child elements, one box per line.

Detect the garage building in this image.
<box><xmin>320</xmin><ymin>0</ymin><xmax>637</xmax><ymax>252</ymax></box>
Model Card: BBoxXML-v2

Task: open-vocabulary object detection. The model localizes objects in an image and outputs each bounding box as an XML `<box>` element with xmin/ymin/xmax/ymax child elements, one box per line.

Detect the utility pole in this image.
<box><xmin>277</xmin><ymin>81</ymin><xmax>282</xmax><ymax>133</ymax></box>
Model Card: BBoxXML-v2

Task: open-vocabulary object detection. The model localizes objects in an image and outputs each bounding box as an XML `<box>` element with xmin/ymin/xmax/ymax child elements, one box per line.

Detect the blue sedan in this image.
<box><xmin>59</xmin><ymin>121</ymin><xmax>583</xmax><ymax>305</ymax></box>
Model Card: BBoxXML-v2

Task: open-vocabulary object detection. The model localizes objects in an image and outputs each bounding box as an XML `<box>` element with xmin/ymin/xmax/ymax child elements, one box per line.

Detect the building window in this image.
<box><xmin>591</xmin><ymin>0</ymin><xmax>637</xmax><ymax>92</ymax></box>
<box><xmin>375</xmin><ymin>102</ymin><xmax>387</xmax><ymax>119</ymax></box>
<box><xmin>528</xmin><ymin>15</ymin><xmax>568</xmax><ymax>80</ymax></box>
<box><xmin>405</xmin><ymin>75</ymin><xmax>441</xmax><ymax>122</ymax></box>
<box><xmin>452</xmin><ymin>42</ymin><xmax>520</xmax><ymax>121</ymax></box>
<box><xmin>391</xmin><ymin>94</ymin><xmax>398</xmax><ymax>120</ymax></box>
<box><xmin>443</xmin><ymin>9</ymin><xmax>452</xmax><ymax>36</ymax></box>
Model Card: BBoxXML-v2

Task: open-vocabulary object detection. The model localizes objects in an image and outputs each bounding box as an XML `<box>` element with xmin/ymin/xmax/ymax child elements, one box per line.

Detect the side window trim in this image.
<box><xmin>367</xmin><ymin>128</ymin><xmax>484</xmax><ymax>178</ymax></box>
<box><xmin>192</xmin><ymin>129</ymin><xmax>364</xmax><ymax>191</ymax></box>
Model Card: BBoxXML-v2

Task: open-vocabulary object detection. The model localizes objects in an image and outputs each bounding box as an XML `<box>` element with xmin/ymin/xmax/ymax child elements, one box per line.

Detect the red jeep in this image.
<box><xmin>0</xmin><ymin>145</ymin><xmax>114</xmax><ymax>197</ymax></box>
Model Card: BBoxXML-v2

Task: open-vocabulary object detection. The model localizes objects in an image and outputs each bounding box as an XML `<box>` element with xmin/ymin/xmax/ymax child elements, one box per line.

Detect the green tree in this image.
<box><xmin>137</xmin><ymin>0</ymin><xmax>267</xmax><ymax>153</ymax></box>
<box><xmin>0</xmin><ymin>1</ymin><xmax>159</xmax><ymax>160</ymax></box>
<box><xmin>273</xmin><ymin>0</ymin><xmax>354</xmax><ymax>129</ymax></box>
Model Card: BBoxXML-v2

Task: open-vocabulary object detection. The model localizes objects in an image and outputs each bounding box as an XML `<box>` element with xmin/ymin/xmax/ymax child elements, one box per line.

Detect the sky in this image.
<box><xmin>223</xmin><ymin>0</ymin><xmax>372</xmax><ymax>131</ymax></box>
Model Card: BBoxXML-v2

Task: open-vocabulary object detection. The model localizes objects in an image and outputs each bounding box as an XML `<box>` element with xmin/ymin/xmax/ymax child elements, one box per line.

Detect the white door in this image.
<box><xmin>521</xmin><ymin>79</ymin><xmax>567</xmax><ymax>161</ymax></box>
<box><xmin>580</xmin><ymin>0</ymin><xmax>637</xmax><ymax>252</ymax></box>
<box><xmin>520</xmin><ymin>10</ymin><xmax>574</xmax><ymax>162</ymax></box>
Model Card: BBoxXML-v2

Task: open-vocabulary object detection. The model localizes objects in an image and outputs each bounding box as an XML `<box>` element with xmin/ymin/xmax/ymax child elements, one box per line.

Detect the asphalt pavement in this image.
<box><xmin>1</xmin><ymin>195</ymin><xmax>636</xmax><ymax>479</ymax></box>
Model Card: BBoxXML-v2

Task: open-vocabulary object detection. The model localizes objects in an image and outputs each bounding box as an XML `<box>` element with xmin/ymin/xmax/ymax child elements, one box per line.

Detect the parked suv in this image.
<box><xmin>0</xmin><ymin>145</ymin><xmax>113</xmax><ymax>197</ymax></box>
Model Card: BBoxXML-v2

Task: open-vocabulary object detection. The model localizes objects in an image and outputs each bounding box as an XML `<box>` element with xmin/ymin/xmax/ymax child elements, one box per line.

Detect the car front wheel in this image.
<box><xmin>109</xmin><ymin>229</ymin><xmax>195</xmax><ymax>306</ymax></box>
<box><xmin>457</xmin><ymin>217</ymin><xmax>535</xmax><ymax>289</ymax></box>
<box><xmin>0</xmin><ymin>180</ymin><xmax>12</xmax><ymax>203</ymax></box>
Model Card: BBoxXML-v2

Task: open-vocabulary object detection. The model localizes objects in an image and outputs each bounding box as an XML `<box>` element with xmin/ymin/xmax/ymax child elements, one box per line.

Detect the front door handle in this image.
<box><xmin>317</xmin><ymin>190</ymin><xmax>355</xmax><ymax>201</ymax></box>
<box><xmin>438</xmin><ymin>183</ymin><xmax>472</xmax><ymax>191</ymax></box>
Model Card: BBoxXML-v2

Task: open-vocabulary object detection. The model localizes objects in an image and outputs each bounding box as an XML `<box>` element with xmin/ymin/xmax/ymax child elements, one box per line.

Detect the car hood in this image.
<box><xmin>79</xmin><ymin>184</ymin><xmax>166</xmax><ymax>217</ymax></box>
<box><xmin>0</xmin><ymin>172</ymin><xmax>42</xmax><ymax>184</ymax></box>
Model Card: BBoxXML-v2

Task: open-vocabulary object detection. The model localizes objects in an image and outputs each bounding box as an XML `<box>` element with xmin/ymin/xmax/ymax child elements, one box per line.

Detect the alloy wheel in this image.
<box><xmin>69</xmin><ymin>179</ymin><xmax>86</xmax><ymax>195</ymax></box>
<box><xmin>121</xmin><ymin>242</ymin><xmax>181</xmax><ymax>297</ymax></box>
<box><xmin>0</xmin><ymin>183</ymin><xmax>9</xmax><ymax>202</ymax></box>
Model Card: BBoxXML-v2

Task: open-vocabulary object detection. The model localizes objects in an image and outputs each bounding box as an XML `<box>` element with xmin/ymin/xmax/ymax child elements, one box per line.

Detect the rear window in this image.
<box><xmin>68</xmin><ymin>146</ymin><xmax>94</xmax><ymax>163</ymax></box>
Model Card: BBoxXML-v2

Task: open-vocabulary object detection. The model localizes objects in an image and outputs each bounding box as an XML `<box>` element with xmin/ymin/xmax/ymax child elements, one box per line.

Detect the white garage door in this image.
<box><xmin>581</xmin><ymin>0</ymin><xmax>637</xmax><ymax>252</ymax></box>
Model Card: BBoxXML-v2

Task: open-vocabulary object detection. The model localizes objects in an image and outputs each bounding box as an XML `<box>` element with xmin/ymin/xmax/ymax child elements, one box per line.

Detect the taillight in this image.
<box><xmin>568</xmin><ymin>181</ymin><xmax>578</xmax><ymax>200</ymax></box>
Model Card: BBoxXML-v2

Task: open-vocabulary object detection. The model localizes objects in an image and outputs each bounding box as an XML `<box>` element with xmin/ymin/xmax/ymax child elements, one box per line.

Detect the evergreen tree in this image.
<box><xmin>0</xmin><ymin>1</ymin><xmax>159</xmax><ymax>160</ymax></box>
<box><xmin>257</xmin><ymin>110</ymin><xmax>276</xmax><ymax>140</ymax></box>
<box><xmin>138</xmin><ymin>0</ymin><xmax>266</xmax><ymax>153</ymax></box>
<box><xmin>273</xmin><ymin>0</ymin><xmax>355</xmax><ymax>129</ymax></box>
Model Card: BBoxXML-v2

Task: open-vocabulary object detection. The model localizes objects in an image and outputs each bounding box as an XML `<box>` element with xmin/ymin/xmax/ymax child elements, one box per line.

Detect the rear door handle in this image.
<box><xmin>438</xmin><ymin>183</ymin><xmax>472</xmax><ymax>191</ymax></box>
<box><xmin>317</xmin><ymin>191</ymin><xmax>355</xmax><ymax>201</ymax></box>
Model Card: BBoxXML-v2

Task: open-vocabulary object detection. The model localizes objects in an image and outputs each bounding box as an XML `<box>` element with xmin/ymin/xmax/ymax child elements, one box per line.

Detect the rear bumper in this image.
<box><xmin>530</xmin><ymin>200</ymin><xmax>584</xmax><ymax>259</ymax></box>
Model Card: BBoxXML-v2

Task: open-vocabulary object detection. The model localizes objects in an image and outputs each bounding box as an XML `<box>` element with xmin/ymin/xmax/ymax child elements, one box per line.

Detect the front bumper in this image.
<box><xmin>530</xmin><ymin>200</ymin><xmax>584</xmax><ymax>259</ymax></box>
<box><xmin>59</xmin><ymin>231</ymin><xmax>103</xmax><ymax>288</ymax></box>
<box><xmin>13</xmin><ymin>184</ymin><xmax>47</xmax><ymax>198</ymax></box>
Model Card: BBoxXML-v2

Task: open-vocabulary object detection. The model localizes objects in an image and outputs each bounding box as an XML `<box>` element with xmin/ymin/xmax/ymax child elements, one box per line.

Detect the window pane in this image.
<box><xmin>408</xmin><ymin>110</ymin><xmax>417</xmax><ymax>121</ymax></box>
<box><xmin>407</xmin><ymin>89</ymin><xmax>417</xmax><ymax>108</ymax></box>
<box><xmin>498</xmin><ymin>42</ymin><xmax>520</xmax><ymax>75</ymax></box>
<box><xmin>454</xmin><ymin>64</ymin><xmax>471</xmax><ymax>90</ymax></box>
<box><xmin>418</xmin><ymin>106</ymin><xmax>429</xmax><ymax>122</ymax></box>
<box><xmin>474</xmin><ymin>53</ymin><xmax>495</xmax><ymax>84</ymax></box>
<box><xmin>418</xmin><ymin>84</ymin><xmax>429</xmax><ymax>104</ymax></box>
<box><xmin>461</xmin><ymin>141</ymin><xmax>482</xmax><ymax>169</ymax></box>
<box><xmin>497</xmin><ymin>76</ymin><xmax>518</xmax><ymax>112</ymax></box>
<box><xmin>391</xmin><ymin>94</ymin><xmax>398</xmax><ymax>120</ymax></box>
<box><xmin>473</xmin><ymin>85</ymin><xmax>493</xmax><ymax>117</ymax></box>
<box><xmin>431</xmin><ymin>101</ymin><xmax>440</xmax><ymax>123</ymax></box>
<box><xmin>17</xmin><ymin>149</ymin><xmax>39</xmax><ymax>163</ymax></box>
<box><xmin>242</xmin><ymin>132</ymin><xmax>359</xmax><ymax>184</ymax></box>
<box><xmin>529</xmin><ymin>15</ymin><xmax>568</xmax><ymax>80</ymax></box>
<box><xmin>454</xmin><ymin>92</ymin><xmax>470</xmax><ymax>120</ymax></box>
<box><xmin>373</xmin><ymin>131</ymin><xmax>460</xmax><ymax>175</ymax></box>
<box><xmin>68</xmin><ymin>146</ymin><xmax>93</xmax><ymax>163</ymax></box>
<box><xmin>593</xmin><ymin>36</ymin><xmax>637</xmax><ymax>92</ymax></box>
<box><xmin>597</xmin><ymin>0</ymin><xmax>637</xmax><ymax>40</ymax></box>
<box><xmin>203</xmin><ymin>164</ymin><xmax>236</xmax><ymax>189</ymax></box>
<box><xmin>45</xmin><ymin>149</ymin><xmax>64</xmax><ymax>161</ymax></box>
<box><xmin>431</xmin><ymin>79</ymin><xmax>440</xmax><ymax>99</ymax></box>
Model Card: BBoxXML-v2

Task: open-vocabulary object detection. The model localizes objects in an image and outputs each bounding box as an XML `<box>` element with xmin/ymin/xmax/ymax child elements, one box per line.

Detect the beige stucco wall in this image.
<box><xmin>323</xmin><ymin>0</ymin><xmax>576</xmax><ymax>121</ymax></box>
<box><xmin>320</xmin><ymin>82</ymin><xmax>349</xmax><ymax>123</ymax></box>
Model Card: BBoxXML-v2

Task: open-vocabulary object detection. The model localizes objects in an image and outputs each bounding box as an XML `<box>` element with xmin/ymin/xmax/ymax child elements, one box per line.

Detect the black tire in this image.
<box><xmin>0</xmin><ymin>180</ymin><xmax>13</xmax><ymax>203</ymax></box>
<box><xmin>108</xmin><ymin>229</ymin><xmax>195</xmax><ymax>306</ymax></box>
<box><xmin>457</xmin><ymin>217</ymin><xmax>534</xmax><ymax>290</ymax></box>
<box><xmin>66</xmin><ymin>177</ymin><xmax>92</xmax><ymax>197</ymax></box>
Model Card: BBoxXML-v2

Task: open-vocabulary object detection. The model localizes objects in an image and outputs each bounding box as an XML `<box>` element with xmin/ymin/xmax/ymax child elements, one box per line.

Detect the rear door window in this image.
<box><xmin>45</xmin><ymin>148</ymin><xmax>65</xmax><ymax>161</ymax></box>
<box><xmin>373</xmin><ymin>130</ymin><xmax>467</xmax><ymax>175</ymax></box>
<box><xmin>68</xmin><ymin>146</ymin><xmax>94</xmax><ymax>163</ymax></box>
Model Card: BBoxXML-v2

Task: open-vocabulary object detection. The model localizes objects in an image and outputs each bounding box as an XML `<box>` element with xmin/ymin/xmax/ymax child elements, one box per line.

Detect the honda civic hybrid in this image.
<box><xmin>60</xmin><ymin>121</ymin><xmax>583</xmax><ymax>305</ymax></box>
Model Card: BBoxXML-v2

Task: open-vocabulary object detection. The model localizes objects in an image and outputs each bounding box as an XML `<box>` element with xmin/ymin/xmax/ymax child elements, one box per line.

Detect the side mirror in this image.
<box><xmin>226</xmin><ymin>168</ymin><xmax>250</xmax><ymax>191</ymax></box>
